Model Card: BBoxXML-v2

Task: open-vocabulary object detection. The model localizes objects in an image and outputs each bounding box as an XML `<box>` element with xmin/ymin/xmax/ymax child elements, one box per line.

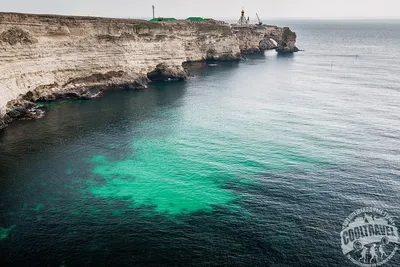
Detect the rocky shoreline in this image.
<box><xmin>0</xmin><ymin>12</ymin><xmax>299</xmax><ymax>130</ymax></box>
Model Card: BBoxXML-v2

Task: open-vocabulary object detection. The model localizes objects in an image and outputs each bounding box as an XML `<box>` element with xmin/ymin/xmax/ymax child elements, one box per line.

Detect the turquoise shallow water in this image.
<box><xmin>0</xmin><ymin>21</ymin><xmax>400</xmax><ymax>266</ymax></box>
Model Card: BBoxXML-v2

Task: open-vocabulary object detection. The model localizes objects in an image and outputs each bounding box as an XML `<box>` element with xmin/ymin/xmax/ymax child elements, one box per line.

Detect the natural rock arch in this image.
<box><xmin>232</xmin><ymin>25</ymin><xmax>299</xmax><ymax>54</ymax></box>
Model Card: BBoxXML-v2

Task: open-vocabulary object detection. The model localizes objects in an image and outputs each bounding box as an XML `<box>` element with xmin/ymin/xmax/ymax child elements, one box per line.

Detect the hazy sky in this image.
<box><xmin>0</xmin><ymin>0</ymin><xmax>399</xmax><ymax>19</ymax></box>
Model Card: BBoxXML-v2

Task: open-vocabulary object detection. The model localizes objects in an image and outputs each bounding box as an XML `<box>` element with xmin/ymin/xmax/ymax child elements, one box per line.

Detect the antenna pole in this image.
<box><xmin>152</xmin><ymin>5</ymin><xmax>155</xmax><ymax>19</ymax></box>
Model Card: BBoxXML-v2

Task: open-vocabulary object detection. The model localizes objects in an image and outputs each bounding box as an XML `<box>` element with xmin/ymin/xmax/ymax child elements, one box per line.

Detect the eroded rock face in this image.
<box><xmin>0</xmin><ymin>27</ymin><xmax>38</xmax><ymax>45</ymax></box>
<box><xmin>206</xmin><ymin>48</ymin><xmax>241</xmax><ymax>61</ymax></box>
<box><xmin>147</xmin><ymin>63</ymin><xmax>188</xmax><ymax>81</ymax></box>
<box><xmin>276</xmin><ymin>27</ymin><xmax>299</xmax><ymax>53</ymax></box>
<box><xmin>232</xmin><ymin>26</ymin><xmax>267</xmax><ymax>54</ymax></box>
<box><xmin>22</xmin><ymin>71</ymin><xmax>149</xmax><ymax>101</ymax></box>
<box><xmin>0</xmin><ymin>13</ymin><xmax>298</xmax><ymax>129</ymax></box>
<box><xmin>259</xmin><ymin>39</ymin><xmax>278</xmax><ymax>51</ymax></box>
<box><xmin>4</xmin><ymin>99</ymin><xmax>44</xmax><ymax>123</ymax></box>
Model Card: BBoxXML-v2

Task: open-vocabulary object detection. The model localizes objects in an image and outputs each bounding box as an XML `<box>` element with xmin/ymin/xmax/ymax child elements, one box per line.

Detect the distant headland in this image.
<box><xmin>0</xmin><ymin>11</ymin><xmax>299</xmax><ymax>129</ymax></box>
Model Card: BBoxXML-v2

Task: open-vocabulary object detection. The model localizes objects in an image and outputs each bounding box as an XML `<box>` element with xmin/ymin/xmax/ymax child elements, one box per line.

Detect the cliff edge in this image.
<box><xmin>0</xmin><ymin>13</ymin><xmax>299</xmax><ymax>129</ymax></box>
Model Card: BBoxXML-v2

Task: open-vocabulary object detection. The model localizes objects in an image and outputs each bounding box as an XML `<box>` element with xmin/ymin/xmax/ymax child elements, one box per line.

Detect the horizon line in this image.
<box><xmin>1</xmin><ymin>11</ymin><xmax>400</xmax><ymax>21</ymax></box>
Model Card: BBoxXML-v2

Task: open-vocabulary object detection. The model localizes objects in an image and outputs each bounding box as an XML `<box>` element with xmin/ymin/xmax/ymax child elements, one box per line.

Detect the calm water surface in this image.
<box><xmin>0</xmin><ymin>21</ymin><xmax>399</xmax><ymax>266</ymax></box>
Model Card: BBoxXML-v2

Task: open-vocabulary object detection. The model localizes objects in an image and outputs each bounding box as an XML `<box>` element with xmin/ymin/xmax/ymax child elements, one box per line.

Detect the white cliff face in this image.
<box><xmin>0</xmin><ymin>14</ymin><xmax>240</xmax><ymax>121</ymax></box>
<box><xmin>0</xmin><ymin>13</ymin><xmax>297</xmax><ymax>129</ymax></box>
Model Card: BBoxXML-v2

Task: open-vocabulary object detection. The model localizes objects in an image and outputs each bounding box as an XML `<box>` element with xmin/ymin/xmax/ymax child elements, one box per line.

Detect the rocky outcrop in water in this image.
<box><xmin>0</xmin><ymin>12</ymin><xmax>298</xmax><ymax>129</ymax></box>
<box><xmin>232</xmin><ymin>25</ymin><xmax>299</xmax><ymax>54</ymax></box>
<box><xmin>276</xmin><ymin>27</ymin><xmax>299</xmax><ymax>53</ymax></box>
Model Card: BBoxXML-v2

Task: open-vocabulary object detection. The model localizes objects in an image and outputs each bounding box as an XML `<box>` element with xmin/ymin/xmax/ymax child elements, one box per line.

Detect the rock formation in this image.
<box><xmin>275</xmin><ymin>27</ymin><xmax>300</xmax><ymax>53</ymax></box>
<box><xmin>0</xmin><ymin>13</ymin><xmax>299</xmax><ymax>129</ymax></box>
<box><xmin>147</xmin><ymin>63</ymin><xmax>188</xmax><ymax>81</ymax></box>
<box><xmin>232</xmin><ymin>25</ymin><xmax>299</xmax><ymax>54</ymax></box>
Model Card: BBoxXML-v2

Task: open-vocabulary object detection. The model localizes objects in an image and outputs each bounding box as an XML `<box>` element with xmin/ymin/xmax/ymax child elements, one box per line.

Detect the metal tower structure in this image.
<box><xmin>237</xmin><ymin>8</ymin><xmax>249</xmax><ymax>25</ymax></box>
<box><xmin>152</xmin><ymin>5</ymin><xmax>155</xmax><ymax>19</ymax></box>
<box><xmin>256</xmin><ymin>13</ymin><xmax>263</xmax><ymax>25</ymax></box>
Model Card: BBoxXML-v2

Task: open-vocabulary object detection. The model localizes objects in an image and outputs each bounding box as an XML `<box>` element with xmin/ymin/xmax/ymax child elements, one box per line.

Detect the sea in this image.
<box><xmin>0</xmin><ymin>20</ymin><xmax>399</xmax><ymax>267</ymax></box>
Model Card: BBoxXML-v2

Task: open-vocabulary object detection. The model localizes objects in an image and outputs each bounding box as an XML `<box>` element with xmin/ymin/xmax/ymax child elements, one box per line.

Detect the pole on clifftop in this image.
<box><xmin>152</xmin><ymin>5</ymin><xmax>155</xmax><ymax>19</ymax></box>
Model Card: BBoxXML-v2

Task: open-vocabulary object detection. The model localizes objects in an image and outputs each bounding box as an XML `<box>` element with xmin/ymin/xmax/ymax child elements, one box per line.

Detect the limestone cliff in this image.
<box><xmin>0</xmin><ymin>13</ymin><xmax>298</xmax><ymax>129</ymax></box>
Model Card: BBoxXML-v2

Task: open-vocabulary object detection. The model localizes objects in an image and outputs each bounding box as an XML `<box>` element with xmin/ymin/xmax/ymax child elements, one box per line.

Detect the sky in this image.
<box><xmin>0</xmin><ymin>0</ymin><xmax>399</xmax><ymax>19</ymax></box>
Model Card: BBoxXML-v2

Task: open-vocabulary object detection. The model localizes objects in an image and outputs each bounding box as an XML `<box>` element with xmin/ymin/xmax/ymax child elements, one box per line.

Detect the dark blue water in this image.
<box><xmin>0</xmin><ymin>20</ymin><xmax>399</xmax><ymax>266</ymax></box>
